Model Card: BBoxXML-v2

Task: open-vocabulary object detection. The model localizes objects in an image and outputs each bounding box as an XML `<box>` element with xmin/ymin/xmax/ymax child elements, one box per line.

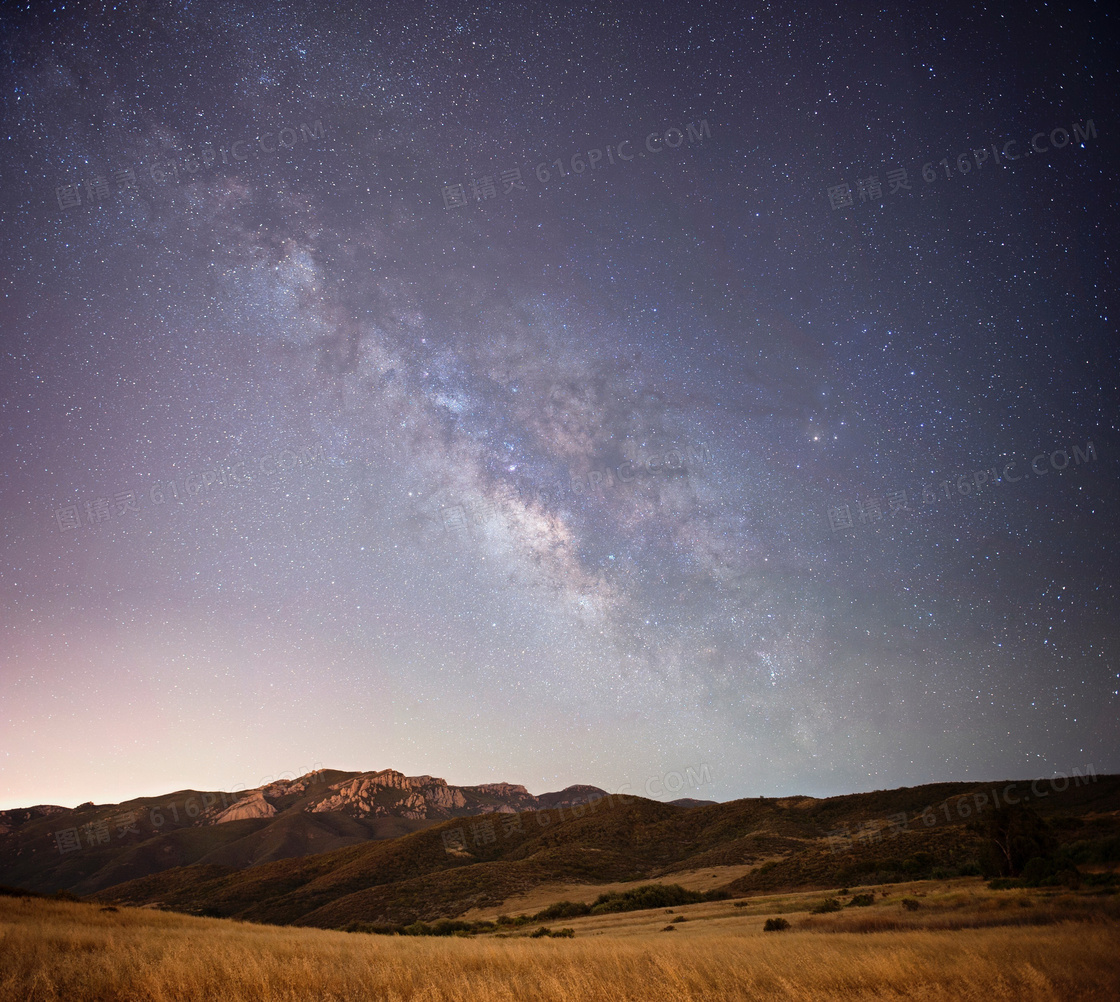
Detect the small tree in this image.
<box><xmin>980</xmin><ymin>805</ymin><xmax>1055</xmax><ymax>878</ymax></box>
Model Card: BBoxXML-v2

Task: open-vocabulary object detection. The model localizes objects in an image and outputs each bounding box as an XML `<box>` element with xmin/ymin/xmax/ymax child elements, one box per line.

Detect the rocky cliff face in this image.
<box><xmin>1</xmin><ymin>770</ymin><xmax>611</xmax><ymax>840</ymax></box>
<box><xmin>214</xmin><ymin>790</ymin><xmax>277</xmax><ymax>823</ymax></box>
<box><xmin>275</xmin><ymin>771</ymin><xmax>606</xmax><ymax>821</ymax></box>
<box><xmin>308</xmin><ymin>770</ymin><xmax>514</xmax><ymax>819</ymax></box>
<box><xmin>0</xmin><ymin>771</ymin><xmax>637</xmax><ymax>898</ymax></box>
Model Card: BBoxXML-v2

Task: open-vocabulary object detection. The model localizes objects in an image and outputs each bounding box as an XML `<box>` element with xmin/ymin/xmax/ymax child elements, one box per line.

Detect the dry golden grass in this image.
<box><xmin>2</xmin><ymin>887</ymin><xmax>1118</xmax><ymax>1002</ymax></box>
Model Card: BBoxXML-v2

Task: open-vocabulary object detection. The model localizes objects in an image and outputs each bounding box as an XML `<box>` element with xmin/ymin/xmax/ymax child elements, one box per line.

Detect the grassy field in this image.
<box><xmin>2</xmin><ymin>880</ymin><xmax>1118</xmax><ymax>1001</ymax></box>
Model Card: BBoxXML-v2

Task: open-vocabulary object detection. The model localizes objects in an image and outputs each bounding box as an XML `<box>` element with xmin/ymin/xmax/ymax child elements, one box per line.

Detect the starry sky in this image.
<box><xmin>1</xmin><ymin>0</ymin><xmax>1117</xmax><ymax>811</ymax></box>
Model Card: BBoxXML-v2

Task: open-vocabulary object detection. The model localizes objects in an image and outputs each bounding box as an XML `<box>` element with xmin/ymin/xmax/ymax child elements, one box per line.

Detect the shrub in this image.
<box><xmin>535</xmin><ymin>900</ymin><xmax>591</xmax><ymax>920</ymax></box>
<box><xmin>585</xmin><ymin>884</ymin><xmax>723</xmax><ymax>915</ymax></box>
<box><xmin>1020</xmin><ymin>857</ymin><xmax>1053</xmax><ymax>885</ymax></box>
<box><xmin>902</xmin><ymin>853</ymin><xmax>935</xmax><ymax>876</ymax></box>
<box><xmin>988</xmin><ymin>878</ymin><xmax>1025</xmax><ymax>890</ymax></box>
<box><xmin>763</xmin><ymin>917</ymin><xmax>790</xmax><ymax>931</ymax></box>
<box><xmin>670</xmin><ymin>915</ymin><xmax>687</xmax><ymax>923</ymax></box>
<box><xmin>1060</xmin><ymin>836</ymin><xmax>1120</xmax><ymax>866</ymax></box>
<box><xmin>812</xmin><ymin>898</ymin><xmax>842</xmax><ymax>914</ymax></box>
<box><xmin>901</xmin><ymin>898</ymin><xmax>921</xmax><ymax>911</ymax></box>
<box><xmin>847</xmin><ymin>894</ymin><xmax>874</xmax><ymax>907</ymax></box>
<box><xmin>958</xmin><ymin>861</ymin><xmax>982</xmax><ymax>876</ymax></box>
<box><xmin>1057</xmin><ymin>868</ymin><xmax>1082</xmax><ymax>890</ymax></box>
<box><xmin>1083</xmin><ymin>871</ymin><xmax>1119</xmax><ymax>888</ymax></box>
<box><xmin>834</xmin><ymin>860</ymin><xmax>907</xmax><ymax>886</ymax></box>
<box><xmin>660</xmin><ymin>925</ymin><xmax>676</xmax><ymax>932</ymax></box>
<box><xmin>402</xmin><ymin>920</ymin><xmax>486</xmax><ymax>937</ymax></box>
<box><xmin>529</xmin><ymin>926</ymin><xmax>573</xmax><ymax>939</ymax></box>
<box><xmin>348</xmin><ymin>918</ymin><xmax>498</xmax><ymax>937</ymax></box>
<box><xmin>1011</xmin><ymin>857</ymin><xmax>1084</xmax><ymax>890</ymax></box>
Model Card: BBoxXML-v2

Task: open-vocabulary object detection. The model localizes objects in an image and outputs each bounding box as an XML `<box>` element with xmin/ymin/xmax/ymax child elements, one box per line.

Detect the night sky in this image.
<box><xmin>1</xmin><ymin>1</ymin><xmax>1117</xmax><ymax>811</ymax></box>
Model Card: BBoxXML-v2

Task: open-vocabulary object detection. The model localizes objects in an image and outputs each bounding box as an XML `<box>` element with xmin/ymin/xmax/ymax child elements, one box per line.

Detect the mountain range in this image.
<box><xmin>2</xmin><ymin>767</ymin><xmax>1116</xmax><ymax>931</ymax></box>
<box><xmin>0</xmin><ymin>767</ymin><xmax>712</xmax><ymax>896</ymax></box>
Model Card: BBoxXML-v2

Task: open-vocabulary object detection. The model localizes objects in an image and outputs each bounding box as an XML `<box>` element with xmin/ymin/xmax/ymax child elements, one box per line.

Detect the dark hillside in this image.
<box><xmin>89</xmin><ymin>773</ymin><xmax>1120</xmax><ymax>927</ymax></box>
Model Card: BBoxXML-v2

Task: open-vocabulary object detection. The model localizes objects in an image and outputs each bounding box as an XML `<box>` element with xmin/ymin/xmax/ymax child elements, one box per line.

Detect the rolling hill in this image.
<box><xmin>0</xmin><ymin>768</ymin><xmax>615</xmax><ymax>895</ymax></box>
<box><xmin>75</xmin><ymin>769</ymin><xmax>1120</xmax><ymax>929</ymax></box>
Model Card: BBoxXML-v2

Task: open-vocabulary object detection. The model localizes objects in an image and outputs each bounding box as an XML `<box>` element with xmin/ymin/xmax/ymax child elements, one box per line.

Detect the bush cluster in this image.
<box><xmin>346</xmin><ymin>917</ymin><xmax>580</xmax><ymax>938</ymax></box>
<box><xmin>834</xmin><ymin>854</ymin><xmax>982</xmax><ymax>886</ymax></box>
<box><xmin>534</xmin><ymin>884</ymin><xmax>728</xmax><ymax>920</ymax></box>
<box><xmin>987</xmin><ymin>860</ymin><xmax>1083</xmax><ymax>891</ymax></box>
<box><xmin>345</xmin><ymin>919</ymin><xmax>498</xmax><ymax>937</ymax></box>
<box><xmin>343</xmin><ymin>883</ymin><xmax>729</xmax><ymax>937</ymax></box>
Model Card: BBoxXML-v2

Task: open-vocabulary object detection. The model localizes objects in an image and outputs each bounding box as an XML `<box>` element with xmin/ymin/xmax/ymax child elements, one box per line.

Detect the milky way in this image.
<box><xmin>0</xmin><ymin>1</ymin><xmax>1117</xmax><ymax>809</ymax></box>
